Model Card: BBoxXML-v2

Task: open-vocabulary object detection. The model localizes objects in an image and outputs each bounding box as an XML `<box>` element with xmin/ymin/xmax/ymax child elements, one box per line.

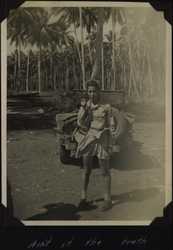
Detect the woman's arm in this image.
<box><xmin>105</xmin><ymin>104</ymin><xmax>112</xmax><ymax>128</ymax></box>
<box><xmin>77</xmin><ymin>106</ymin><xmax>90</xmax><ymax>130</ymax></box>
<box><xmin>111</xmin><ymin>107</ymin><xmax>126</xmax><ymax>140</ymax></box>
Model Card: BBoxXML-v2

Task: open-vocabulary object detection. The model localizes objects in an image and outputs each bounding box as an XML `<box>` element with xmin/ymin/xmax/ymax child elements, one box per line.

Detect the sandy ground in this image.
<box><xmin>7</xmin><ymin>121</ymin><xmax>165</xmax><ymax>222</ymax></box>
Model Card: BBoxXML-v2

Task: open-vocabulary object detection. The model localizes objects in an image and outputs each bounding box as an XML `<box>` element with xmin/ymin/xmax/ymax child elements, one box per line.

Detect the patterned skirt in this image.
<box><xmin>75</xmin><ymin>128</ymin><xmax>112</xmax><ymax>160</ymax></box>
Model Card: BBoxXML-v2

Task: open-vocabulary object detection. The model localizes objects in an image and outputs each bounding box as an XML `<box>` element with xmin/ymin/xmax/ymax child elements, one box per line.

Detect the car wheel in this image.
<box><xmin>60</xmin><ymin>145</ymin><xmax>71</xmax><ymax>164</ymax></box>
<box><xmin>112</xmin><ymin>108</ymin><xmax>127</xmax><ymax>141</ymax></box>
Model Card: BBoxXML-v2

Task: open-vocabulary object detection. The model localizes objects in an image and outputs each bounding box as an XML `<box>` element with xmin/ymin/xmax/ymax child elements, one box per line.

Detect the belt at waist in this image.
<box><xmin>90</xmin><ymin>126</ymin><xmax>109</xmax><ymax>131</ymax></box>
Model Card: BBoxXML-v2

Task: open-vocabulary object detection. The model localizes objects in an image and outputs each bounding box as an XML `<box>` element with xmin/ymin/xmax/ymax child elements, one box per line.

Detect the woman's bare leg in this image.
<box><xmin>81</xmin><ymin>155</ymin><xmax>93</xmax><ymax>200</ymax></box>
<box><xmin>99</xmin><ymin>159</ymin><xmax>111</xmax><ymax>202</ymax></box>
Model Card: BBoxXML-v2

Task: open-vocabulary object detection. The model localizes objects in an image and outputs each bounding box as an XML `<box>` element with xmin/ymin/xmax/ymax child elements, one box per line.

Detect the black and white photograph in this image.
<box><xmin>1</xmin><ymin>1</ymin><xmax>172</xmax><ymax>225</ymax></box>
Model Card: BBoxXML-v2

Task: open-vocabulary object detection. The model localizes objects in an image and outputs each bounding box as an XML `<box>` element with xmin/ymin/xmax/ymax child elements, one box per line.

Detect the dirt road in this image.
<box><xmin>7</xmin><ymin>121</ymin><xmax>165</xmax><ymax>222</ymax></box>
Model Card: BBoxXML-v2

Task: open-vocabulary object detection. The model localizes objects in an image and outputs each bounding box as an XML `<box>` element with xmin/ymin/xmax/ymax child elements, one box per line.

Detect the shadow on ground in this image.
<box><xmin>94</xmin><ymin>187</ymin><xmax>161</xmax><ymax>206</ymax></box>
<box><xmin>26</xmin><ymin>203</ymin><xmax>80</xmax><ymax>220</ymax></box>
<box><xmin>26</xmin><ymin>202</ymin><xmax>97</xmax><ymax>220</ymax></box>
<box><xmin>110</xmin><ymin>140</ymin><xmax>160</xmax><ymax>171</ymax></box>
<box><xmin>26</xmin><ymin>187</ymin><xmax>161</xmax><ymax>221</ymax></box>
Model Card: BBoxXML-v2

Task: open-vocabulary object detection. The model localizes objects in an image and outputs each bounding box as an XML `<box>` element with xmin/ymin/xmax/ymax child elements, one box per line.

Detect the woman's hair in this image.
<box><xmin>86</xmin><ymin>79</ymin><xmax>100</xmax><ymax>91</ymax></box>
<box><xmin>80</xmin><ymin>92</ymin><xmax>88</xmax><ymax>100</ymax></box>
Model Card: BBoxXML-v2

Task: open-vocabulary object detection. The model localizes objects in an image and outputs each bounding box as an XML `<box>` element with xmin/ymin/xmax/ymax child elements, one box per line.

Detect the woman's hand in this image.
<box><xmin>81</xmin><ymin>98</ymin><xmax>87</xmax><ymax>107</ymax></box>
<box><xmin>86</xmin><ymin>100</ymin><xmax>92</xmax><ymax>110</ymax></box>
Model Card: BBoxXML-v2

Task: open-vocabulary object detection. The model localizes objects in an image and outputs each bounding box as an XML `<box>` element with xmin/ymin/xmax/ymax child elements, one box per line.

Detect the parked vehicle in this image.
<box><xmin>7</xmin><ymin>92</ymin><xmax>57</xmax><ymax>129</ymax></box>
<box><xmin>55</xmin><ymin>91</ymin><xmax>135</xmax><ymax>165</ymax></box>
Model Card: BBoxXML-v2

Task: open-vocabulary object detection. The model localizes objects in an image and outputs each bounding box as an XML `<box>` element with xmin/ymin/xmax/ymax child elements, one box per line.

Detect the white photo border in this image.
<box><xmin>1</xmin><ymin>1</ymin><xmax>172</xmax><ymax>226</ymax></box>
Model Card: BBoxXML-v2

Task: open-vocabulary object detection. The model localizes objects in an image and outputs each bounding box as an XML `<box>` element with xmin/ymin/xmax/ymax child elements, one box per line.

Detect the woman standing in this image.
<box><xmin>75</xmin><ymin>80</ymin><xmax>114</xmax><ymax>211</ymax></box>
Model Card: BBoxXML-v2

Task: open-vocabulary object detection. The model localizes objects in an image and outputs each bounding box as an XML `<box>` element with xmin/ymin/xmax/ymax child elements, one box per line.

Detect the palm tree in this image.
<box><xmin>22</xmin><ymin>8</ymin><xmax>70</xmax><ymax>92</ymax></box>
<box><xmin>51</xmin><ymin>8</ymin><xmax>81</xmax><ymax>62</ymax></box>
<box><xmin>80</xmin><ymin>7</ymin><xmax>98</xmax><ymax>88</ymax></box>
<box><xmin>52</xmin><ymin>7</ymin><xmax>99</xmax><ymax>89</ymax></box>
<box><xmin>56</xmin><ymin>7</ymin><xmax>108</xmax><ymax>86</ymax></box>
<box><xmin>26</xmin><ymin>49</ymin><xmax>31</xmax><ymax>92</ymax></box>
<box><xmin>24</xmin><ymin>8</ymin><xmax>51</xmax><ymax>93</ymax></box>
<box><xmin>46</xmin><ymin>15</ymin><xmax>75</xmax><ymax>90</ymax></box>
<box><xmin>91</xmin><ymin>8</ymin><xmax>104</xmax><ymax>81</ymax></box>
<box><xmin>112</xmin><ymin>9</ymin><xmax>116</xmax><ymax>90</ymax></box>
<box><xmin>8</xmin><ymin>8</ymin><xmax>34</xmax><ymax>91</ymax></box>
<box><xmin>79</xmin><ymin>7</ymin><xmax>85</xmax><ymax>89</ymax></box>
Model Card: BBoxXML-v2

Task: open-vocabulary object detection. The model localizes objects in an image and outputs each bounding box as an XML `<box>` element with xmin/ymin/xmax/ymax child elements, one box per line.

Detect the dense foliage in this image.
<box><xmin>7</xmin><ymin>7</ymin><xmax>165</xmax><ymax>100</ymax></box>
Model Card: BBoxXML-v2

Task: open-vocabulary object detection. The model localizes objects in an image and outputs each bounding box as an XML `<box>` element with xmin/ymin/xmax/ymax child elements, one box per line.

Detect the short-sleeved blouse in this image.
<box><xmin>75</xmin><ymin>102</ymin><xmax>113</xmax><ymax>159</ymax></box>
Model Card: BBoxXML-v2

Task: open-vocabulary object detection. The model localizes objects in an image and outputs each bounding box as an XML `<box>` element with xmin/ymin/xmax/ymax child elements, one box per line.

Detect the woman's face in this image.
<box><xmin>87</xmin><ymin>86</ymin><xmax>99</xmax><ymax>104</ymax></box>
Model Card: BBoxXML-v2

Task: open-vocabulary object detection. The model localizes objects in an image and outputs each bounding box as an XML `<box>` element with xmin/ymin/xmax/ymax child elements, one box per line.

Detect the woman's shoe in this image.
<box><xmin>101</xmin><ymin>200</ymin><xmax>113</xmax><ymax>211</ymax></box>
<box><xmin>78</xmin><ymin>199</ymin><xmax>93</xmax><ymax>211</ymax></box>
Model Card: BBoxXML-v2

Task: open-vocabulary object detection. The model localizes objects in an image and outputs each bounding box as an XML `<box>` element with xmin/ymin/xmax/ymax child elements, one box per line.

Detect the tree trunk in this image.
<box><xmin>17</xmin><ymin>42</ymin><xmax>21</xmax><ymax>92</ymax></box>
<box><xmin>128</xmin><ymin>44</ymin><xmax>133</xmax><ymax>97</ymax></box>
<box><xmin>91</xmin><ymin>8</ymin><xmax>104</xmax><ymax>83</ymax></box>
<box><xmin>50</xmin><ymin>52</ymin><xmax>54</xmax><ymax>90</ymax></box>
<box><xmin>38</xmin><ymin>45</ymin><xmax>41</xmax><ymax>93</ymax></box>
<box><xmin>72</xmin><ymin>56</ymin><xmax>78</xmax><ymax>89</ymax></box>
<box><xmin>147</xmin><ymin>51</ymin><xmax>153</xmax><ymax>97</ymax></box>
<box><xmin>128</xmin><ymin>43</ymin><xmax>140</xmax><ymax>98</ymax></box>
<box><xmin>123</xmin><ymin>64</ymin><xmax>125</xmax><ymax>90</ymax></box>
<box><xmin>87</xmin><ymin>41</ymin><xmax>93</xmax><ymax>65</ymax></box>
<box><xmin>14</xmin><ymin>52</ymin><xmax>17</xmax><ymax>90</ymax></box>
<box><xmin>79</xmin><ymin>7</ymin><xmax>85</xmax><ymax>89</ymax></box>
<box><xmin>140</xmin><ymin>60</ymin><xmax>144</xmax><ymax>96</ymax></box>
<box><xmin>73</xmin><ymin>23</ymin><xmax>82</xmax><ymax>64</ymax></box>
<box><xmin>45</xmin><ymin>69</ymin><xmax>48</xmax><ymax>90</ymax></box>
<box><xmin>132</xmin><ymin>56</ymin><xmax>141</xmax><ymax>98</ymax></box>
<box><xmin>101</xmin><ymin>45</ymin><xmax>104</xmax><ymax>90</ymax></box>
<box><xmin>112</xmin><ymin>8</ymin><xmax>116</xmax><ymax>90</ymax></box>
<box><xmin>53</xmin><ymin>66</ymin><xmax>57</xmax><ymax>90</ymax></box>
<box><xmin>26</xmin><ymin>51</ymin><xmax>30</xmax><ymax>92</ymax></box>
<box><xmin>65</xmin><ymin>56</ymin><xmax>69</xmax><ymax>91</ymax></box>
<box><xmin>132</xmin><ymin>65</ymin><xmax>140</xmax><ymax>98</ymax></box>
<box><xmin>17</xmin><ymin>45</ymin><xmax>21</xmax><ymax>73</ymax></box>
